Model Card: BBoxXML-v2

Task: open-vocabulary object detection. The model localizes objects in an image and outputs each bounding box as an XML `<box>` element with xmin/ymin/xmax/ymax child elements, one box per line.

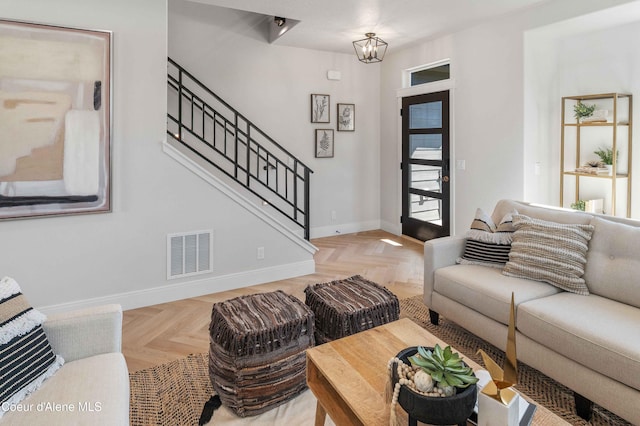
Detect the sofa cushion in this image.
<box><xmin>434</xmin><ymin>265</ymin><xmax>561</xmax><ymax>325</ymax></box>
<box><xmin>584</xmin><ymin>216</ymin><xmax>640</xmax><ymax>309</ymax></box>
<box><xmin>503</xmin><ymin>215</ymin><xmax>594</xmax><ymax>296</ymax></box>
<box><xmin>491</xmin><ymin>200</ymin><xmax>593</xmax><ymax>226</ymax></box>
<box><xmin>0</xmin><ymin>277</ymin><xmax>63</xmax><ymax>418</ymax></box>
<box><xmin>458</xmin><ymin>209</ymin><xmax>516</xmax><ymax>268</ymax></box>
<box><xmin>0</xmin><ymin>352</ymin><xmax>129</xmax><ymax>425</ymax></box>
<box><xmin>518</xmin><ymin>293</ymin><xmax>640</xmax><ymax>391</ymax></box>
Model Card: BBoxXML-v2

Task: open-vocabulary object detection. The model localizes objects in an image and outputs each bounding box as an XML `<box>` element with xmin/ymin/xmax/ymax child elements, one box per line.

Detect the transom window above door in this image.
<box><xmin>405</xmin><ymin>60</ymin><xmax>451</xmax><ymax>88</ymax></box>
<box><xmin>410</xmin><ymin>64</ymin><xmax>450</xmax><ymax>86</ymax></box>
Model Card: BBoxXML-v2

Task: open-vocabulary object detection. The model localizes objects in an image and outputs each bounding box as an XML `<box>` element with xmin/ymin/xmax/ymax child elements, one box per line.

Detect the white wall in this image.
<box><xmin>525</xmin><ymin>3</ymin><xmax>640</xmax><ymax>218</ymax></box>
<box><xmin>168</xmin><ymin>0</ymin><xmax>382</xmax><ymax>238</ymax></box>
<box><xmin>0</xmin><ymin>0</ymin><xmax>314</xmax><ymax>312</ymax></box>
<box><xmin>4</xmin><ymin>0</ymin><xmax>638</xmax><ymax>312</ymax></box>
<box><xmin>379</xmin><ymin>37</ymin><xmax>455</xmax><ymax>235</ymax></box>
<box><xmin>380</xmin><ymin>0</ymin><xmax>637</xmax><ymax>235</ymax></box>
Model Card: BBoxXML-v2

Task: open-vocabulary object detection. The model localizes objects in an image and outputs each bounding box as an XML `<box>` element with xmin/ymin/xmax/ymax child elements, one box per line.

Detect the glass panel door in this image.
<box><xmin>402</xmin><ymin>91</ymin><xmax>450</xmax><ymax>241</ymax></box>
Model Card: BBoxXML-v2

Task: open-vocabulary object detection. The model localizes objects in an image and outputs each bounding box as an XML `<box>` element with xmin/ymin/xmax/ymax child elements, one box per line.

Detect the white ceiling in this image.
<box><xmin>187</xmin><ymin>0</ymin><xmax>551</xmax><ymax>54</ymax></box>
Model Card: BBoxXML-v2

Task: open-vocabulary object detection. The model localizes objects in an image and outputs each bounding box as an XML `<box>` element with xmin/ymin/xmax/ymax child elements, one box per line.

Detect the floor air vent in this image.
<box><xmin>167</xmin><ymin>230</ymin><xmax>213</xmax><ymax>279</ymax></box>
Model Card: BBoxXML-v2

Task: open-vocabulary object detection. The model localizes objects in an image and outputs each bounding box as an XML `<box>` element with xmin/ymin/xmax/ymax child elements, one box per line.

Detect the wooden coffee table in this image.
<box><xmin>306</xmin><ymin>318</ymin><xmax>569</xmax><ymax>426</ymax></box>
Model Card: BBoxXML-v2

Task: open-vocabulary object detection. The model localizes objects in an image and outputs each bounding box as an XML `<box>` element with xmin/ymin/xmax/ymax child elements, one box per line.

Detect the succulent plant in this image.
<box><xmin>408</xmin><ymin>344</ymin><xmax>478</xmax><ymax>395</ymax></box>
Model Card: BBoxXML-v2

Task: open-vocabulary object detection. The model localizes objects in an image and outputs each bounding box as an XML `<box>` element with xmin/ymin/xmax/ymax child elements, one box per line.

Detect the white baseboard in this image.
<box><xmin>380</xmin><ymin>220</ymin><xmax>401</xmax><ymax>236</ymax></box>
<box><xmin>37</xmin><ymin>260</ymin><xmax>315</xmax><ymax>315</ymax></box>
<box><xmin>310</xmin><ymin>220</ymin><xmax>381</xmax><ymax>239</ymax></box>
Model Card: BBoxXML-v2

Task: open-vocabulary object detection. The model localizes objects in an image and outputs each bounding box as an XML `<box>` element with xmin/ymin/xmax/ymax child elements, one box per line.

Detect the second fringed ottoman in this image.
<box><xmin>304</xmin><ymin>275</ymin><xmax>400</xmax><ymax>344</ymax></box>
<box><xmin>208</xmin><ymin>290</ymin><xmax>315</xmax><ymax>417</ymax></box>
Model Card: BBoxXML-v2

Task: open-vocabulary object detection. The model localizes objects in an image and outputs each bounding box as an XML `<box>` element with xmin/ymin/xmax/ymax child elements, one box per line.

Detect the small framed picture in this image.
<box><xmin>337</xmin><ymin>103</ymin><xmax>355</xmax><ymax>131</ymax></box>
<box><xmin>311</xmin><ymin>94</ymin><xmax>330</xmax><ymax>123</ymax></box>
<box><xmin>315</xmin><ymin>129</ymin><xmax>334</xmax><ymax>158</ymax></box>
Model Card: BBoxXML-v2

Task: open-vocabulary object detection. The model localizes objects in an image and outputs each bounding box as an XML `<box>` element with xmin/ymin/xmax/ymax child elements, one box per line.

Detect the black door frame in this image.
<box><xmin>401</xmin><ymin>90</ymin><xmax>450</xmax><ymax>241</ymax></box>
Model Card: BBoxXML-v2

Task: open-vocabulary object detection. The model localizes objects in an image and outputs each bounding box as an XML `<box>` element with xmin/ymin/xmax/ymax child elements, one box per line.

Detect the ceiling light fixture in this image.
<box><xmin>353</xmin><ymin>32</ymin><xmax>388</xmax><ymax>64</ymax></box>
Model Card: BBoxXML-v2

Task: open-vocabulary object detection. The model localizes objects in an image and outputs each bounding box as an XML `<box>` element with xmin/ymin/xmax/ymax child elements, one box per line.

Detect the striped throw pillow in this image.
<box><xmin>470</xmin><ymin>207</ymin><xmax>497</xmax><ymax>233</ymax></box>
<box><xmin>458</xmin><ymin>208</ymin><xmax>517</xmax><ymax>268</ymax></box>
<box><xmin>0</xmin><ymin>277</ymin><xmax>64</xmax><ymax>418</ymax></box>
<box><xmin>502</xmin><ymin>215</ymin><xmax>594</xmax><ymax>295</ymax></box>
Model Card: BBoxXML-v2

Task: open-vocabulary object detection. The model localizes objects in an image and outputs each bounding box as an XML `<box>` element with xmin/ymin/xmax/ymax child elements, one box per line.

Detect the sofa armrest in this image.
<box><xmin>423</xmin><ymin>235</ymin><xmax>466</xmax><ymax>307</ymax></box>
<box><xmin>43</xmin><ymin>304</ymin><xmax>123</xmax><ymax>362</ymax></box>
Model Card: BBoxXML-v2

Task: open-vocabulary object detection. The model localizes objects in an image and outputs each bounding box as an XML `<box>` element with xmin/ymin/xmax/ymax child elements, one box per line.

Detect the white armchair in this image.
<box><xmin>1</xmin><ymin>304</ymin><xmax>130</xmax><ymax>426</ymax></box>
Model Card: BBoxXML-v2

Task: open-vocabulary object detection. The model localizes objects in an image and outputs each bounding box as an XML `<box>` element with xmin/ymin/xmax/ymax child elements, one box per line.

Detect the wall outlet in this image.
<box><xmin>331</xmin><ymin>210</ymin><xmax>337</xmax><ymax>221</ymax></box>
<box><xmin>257</xmin><ymin>246</ymin><xmax>265</xmax><ymax>260</ymax></box>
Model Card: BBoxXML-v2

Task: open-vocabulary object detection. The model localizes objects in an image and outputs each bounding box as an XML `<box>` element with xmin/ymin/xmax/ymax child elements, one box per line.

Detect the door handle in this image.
<box><xmin>442</xmin><ymin>176</ymin><xmax>450</xmax><ymax>183</ymax></box>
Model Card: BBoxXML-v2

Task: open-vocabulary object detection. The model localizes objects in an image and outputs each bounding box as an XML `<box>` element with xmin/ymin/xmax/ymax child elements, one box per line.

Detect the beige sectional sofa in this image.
<box><xmin>0</xmin><ymin>304</ymin><xmax>130</xmax><ymax>425</ymax></box>
<box><xmin>423</xmin><ymin>199</ymin><xmax>640</xmax><ymax>424</ymax></box>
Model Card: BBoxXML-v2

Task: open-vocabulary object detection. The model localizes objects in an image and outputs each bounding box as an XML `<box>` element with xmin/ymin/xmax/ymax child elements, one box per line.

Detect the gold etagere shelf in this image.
<box><xmin>560</xmin><ymin>93</ymin><xmax>632</xmax><ymax>217</ymax></box>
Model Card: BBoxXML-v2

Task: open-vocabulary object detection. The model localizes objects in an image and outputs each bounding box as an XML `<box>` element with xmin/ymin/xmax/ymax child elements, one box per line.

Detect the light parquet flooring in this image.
<box><xmin>122</xmin><ymin>230</ymin><xmax>424</xmax><ymax>372</ymax></box>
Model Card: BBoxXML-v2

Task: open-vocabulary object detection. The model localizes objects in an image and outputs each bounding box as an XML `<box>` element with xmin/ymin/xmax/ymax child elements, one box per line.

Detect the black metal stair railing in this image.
<box><xmin>166</xmin><ymin>58</ymin><xmax>313</xmax><ymax>240</ymax></box>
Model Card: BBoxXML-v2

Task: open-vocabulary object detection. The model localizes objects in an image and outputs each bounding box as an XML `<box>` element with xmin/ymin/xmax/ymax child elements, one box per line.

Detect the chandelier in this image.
<box><xmin>352</xmin><ymin>33</ymin><xmax>388</xmax><ymax>64</ymax></box>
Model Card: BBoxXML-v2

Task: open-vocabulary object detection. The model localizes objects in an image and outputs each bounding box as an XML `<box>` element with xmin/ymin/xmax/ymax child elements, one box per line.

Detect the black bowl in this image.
<box><xmin>391</xmin><ymin>346</ymin><xmax>477</xmax><ymax>425</ymax></box>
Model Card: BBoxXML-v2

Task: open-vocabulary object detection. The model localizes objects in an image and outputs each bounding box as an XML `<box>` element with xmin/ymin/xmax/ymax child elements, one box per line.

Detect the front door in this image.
<box><xmin>401</xmin><ymin>90</ymin><xmax>450</xmax><ymax>241</ymax></box>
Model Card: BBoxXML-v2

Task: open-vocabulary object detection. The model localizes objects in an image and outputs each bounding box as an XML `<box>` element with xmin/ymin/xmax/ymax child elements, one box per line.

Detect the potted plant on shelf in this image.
<box><xmin>571</xmin><ymin>200</ymin><xmax>586</xmax><ymax>211</ymax></box>
<box><xmin>594</xmin><ymin>146</ymin><xmax>619</xmax><ymax>175</ymax></box>
<box><xmin>389</xmin><ymin>344</ymin><xmax>478</xmax><ymax>426</ymax></box>
<box><xmin>573</xmin><ymin>102</ymin><xmax>596</xmax><ymax>122</ymax></box>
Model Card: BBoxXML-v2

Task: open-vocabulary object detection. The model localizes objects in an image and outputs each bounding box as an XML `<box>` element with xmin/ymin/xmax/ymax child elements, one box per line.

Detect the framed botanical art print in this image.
<box><xmin>315</xmin><ymin>129</ymin><xmax>334</xmax><ymax>158</ymax></box>
<box><xmin>337</xmin><ymin>103</ymin><xmax>355</xmax><ymax>131</ymax></box>
<box><xmin>0</xmin><ymin>19</ymin><xmax>112</xmax><ymax>220</ymax></box>
<box><xmin>311</xmin><ymin>94</ymin><xmax>330</xmax><ymax>123</ymax></box>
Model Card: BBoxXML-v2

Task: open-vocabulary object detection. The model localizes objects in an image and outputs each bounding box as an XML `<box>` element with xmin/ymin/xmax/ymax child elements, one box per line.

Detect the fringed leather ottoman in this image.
<box><xmin>208</xmin><ymin>290</ymin><xmax>315</xmax><ymax>417</ymax></box>
<box><xmin>304</xmin><ymin>275</ymin><xmax>400</xmax><ymax>344</ymax></box>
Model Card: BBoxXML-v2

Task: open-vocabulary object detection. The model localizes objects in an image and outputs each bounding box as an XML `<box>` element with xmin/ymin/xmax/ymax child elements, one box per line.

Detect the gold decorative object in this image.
<box><xmin>477</xmin><ymin>292</ymin><xmax>518</xmax><ymax>406</ymax></box>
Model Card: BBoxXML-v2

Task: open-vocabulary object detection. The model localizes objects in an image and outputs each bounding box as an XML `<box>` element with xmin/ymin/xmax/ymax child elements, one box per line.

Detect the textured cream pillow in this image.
<box><xmin>503</xmin><ymin>214</ymin><xmax>594</xmax><ymax>295</ymax></box>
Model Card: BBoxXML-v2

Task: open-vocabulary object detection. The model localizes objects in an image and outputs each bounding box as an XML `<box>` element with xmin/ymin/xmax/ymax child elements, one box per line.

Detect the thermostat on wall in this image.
<box><xmin>327</xmin><ymin>70</ymin><xmax>341</xmax><ymax>81</ymax></box>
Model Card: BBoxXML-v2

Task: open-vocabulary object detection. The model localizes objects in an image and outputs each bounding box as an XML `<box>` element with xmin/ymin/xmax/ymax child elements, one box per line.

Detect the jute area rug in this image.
<box><xmin>129</xmin><ymin>295</ymin><xmax>630</xmax><ymax>426</ymax></box>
